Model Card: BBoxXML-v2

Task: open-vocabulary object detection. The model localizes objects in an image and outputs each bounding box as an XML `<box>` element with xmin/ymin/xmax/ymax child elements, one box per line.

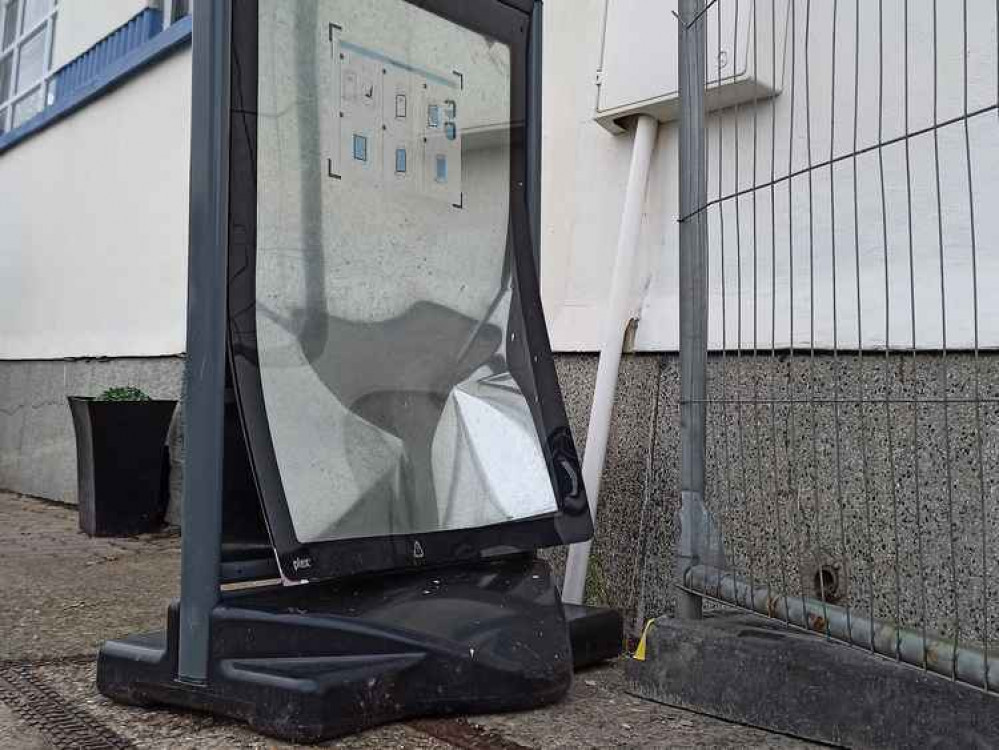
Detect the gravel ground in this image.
<box><xmin>0</xmin><ymin>492</ymin><xmax>822</xmax><ymax>749</ymax></box>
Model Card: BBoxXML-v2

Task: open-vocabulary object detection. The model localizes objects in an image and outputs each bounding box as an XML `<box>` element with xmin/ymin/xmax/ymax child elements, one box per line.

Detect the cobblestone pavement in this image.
<box><xmin>0</xmin><ymin>492</ymin><xmax>822</xmax><ymax>749</ymax></box>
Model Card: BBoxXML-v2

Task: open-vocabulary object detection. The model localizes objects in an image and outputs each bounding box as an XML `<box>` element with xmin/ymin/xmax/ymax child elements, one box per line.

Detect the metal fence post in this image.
<box><xmin>677</xmin><ymin>0</ymin><xmax>707</xmax><ymax>621</ymax></box>
<box><xmin>177</xmin><ymin>0</ymin><xmax>230</xmax><ymax>684</ymax></box>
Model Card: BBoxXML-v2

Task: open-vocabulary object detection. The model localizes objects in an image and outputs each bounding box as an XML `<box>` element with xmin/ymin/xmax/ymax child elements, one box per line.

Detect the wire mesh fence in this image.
<box><xmin>677</xmin><ymin>0</ymin><xmax>999</xmax><ymax>692</ymax></box>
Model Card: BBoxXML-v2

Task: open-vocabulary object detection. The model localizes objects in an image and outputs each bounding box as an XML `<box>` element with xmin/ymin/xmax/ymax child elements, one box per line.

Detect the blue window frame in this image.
<box><xmin>353</xmin><ymin>133</ymin><xmax>367</xmax><ymax>162</ymax></box>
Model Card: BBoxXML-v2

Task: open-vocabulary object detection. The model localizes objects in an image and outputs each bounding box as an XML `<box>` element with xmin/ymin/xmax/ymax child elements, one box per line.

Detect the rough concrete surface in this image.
<box><xmin>699</xmin><ymin>353</ymin><xmax>999</xmax><ymax>651</ymax></box>
<box><xmin>0</xmin><ymin>703</ymin><xmax>49</xmax><ymax>750</ymax></box>
<box><xmin>0</xmin><ymin>357</ymin><xmax>185</xmax><ymax>519</ymax></box>
<box><xmin>551</xmin><ymin>351</ymin><xmax>999</xmax><ymax>653</ymax></box>
<box><xmin>0</xmin><ymin>492</ymin><xmax>819</xmax><ymax>749</ymax></box>
<box><xmin>628</xmin><ymin>613</ymin><xmax>999</xmax><ymax>750</ymax></box>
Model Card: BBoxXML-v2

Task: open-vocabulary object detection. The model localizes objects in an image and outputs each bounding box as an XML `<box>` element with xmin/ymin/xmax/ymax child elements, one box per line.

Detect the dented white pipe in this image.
<box><xmin>562</xmin><ymin>114</ymin><xmax>659</xmax><ymax>605</ymax></box>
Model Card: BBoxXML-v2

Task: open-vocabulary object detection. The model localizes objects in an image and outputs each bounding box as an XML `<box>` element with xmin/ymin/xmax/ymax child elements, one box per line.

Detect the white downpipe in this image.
<box><xmin>562</xmin><ymin>114</ymin><xmax>659</xmax><ymax>605</ymax></box>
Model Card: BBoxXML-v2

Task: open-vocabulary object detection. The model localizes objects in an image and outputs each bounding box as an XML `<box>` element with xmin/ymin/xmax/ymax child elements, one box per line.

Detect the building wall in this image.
<box><xmin>52</xmin><ymin>0</ymin><xmax>153</xmax><ymax>70</ymax></box>
<box><xmin>0</xmin><ymin>48</ymin><xmax>192</xmax><ymax>359</ymax></box>
<box><xmin>0</xmin><ymin>8</ymin><xmax>192</xmax><ymax>514</ymax></box>
<box><xmin>0</xmin><ymin>0</ymin><xmax>996</xmax><ymax>646</ymax></box>
<box><xmin>551</xmin><ymin>350</ymin><xmax>999</xmax><ymax>647</ymax></box>
<box><xmin>4</xmin><ymin>347</ymin><xmax>994</xmax><ymax>649</ymax></box>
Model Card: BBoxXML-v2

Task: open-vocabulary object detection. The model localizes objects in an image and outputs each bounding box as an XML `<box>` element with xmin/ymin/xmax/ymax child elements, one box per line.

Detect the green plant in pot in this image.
<box><xmin>68</xmin><ymin>386</ymin><xmax>178</xmax><ymax>537</ymax></box>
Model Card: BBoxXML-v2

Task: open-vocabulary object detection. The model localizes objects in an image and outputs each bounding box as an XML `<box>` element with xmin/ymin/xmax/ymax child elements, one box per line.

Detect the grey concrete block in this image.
<box><xmin>627</xmin><ymin>613</ymin><xmax>999</xmax><ymax>749</ymax></box>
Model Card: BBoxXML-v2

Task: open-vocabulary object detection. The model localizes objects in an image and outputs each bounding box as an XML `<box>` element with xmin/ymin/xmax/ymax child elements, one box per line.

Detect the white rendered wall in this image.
<box><xmin>541</xmin><ymin>0</ymin><xmax>999</xmax><ymax>352</ymax></box>
<box><xmin>541</xmin><ymin>0</ymin><xmax>679</xmax><ymax>352</ymax></box>
<box><xmin>0</xmin><ymin>49</ymin><xmax>191</xmax><ymax>359</ymax></box>
<box><xmin>51</xmin><ymin>0</ymin><xmax>153</xmax><ymax>70</ymax></box>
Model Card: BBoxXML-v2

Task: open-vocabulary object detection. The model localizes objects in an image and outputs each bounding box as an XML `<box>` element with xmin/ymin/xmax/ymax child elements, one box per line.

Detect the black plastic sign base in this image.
<box><xmin>97</xmin><ymin>556</ymin><xmax>621</xmax><ymax>742</ymax></box>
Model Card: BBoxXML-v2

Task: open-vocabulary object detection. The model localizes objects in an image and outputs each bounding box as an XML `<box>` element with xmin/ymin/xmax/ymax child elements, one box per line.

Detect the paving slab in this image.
<box><xmin>0</xmin><ymin>492</ymin><xmax>822</xmax><ymax>748</ymax></box>
<box><xmin>0</xmin><ymin>493</ymin><xmax>181</xmax><ymax>661</ymax></box>
<box><xmin>0</xmin><ymin>703</ymin><xmax>50</xmax><ymax>750</ymax></box>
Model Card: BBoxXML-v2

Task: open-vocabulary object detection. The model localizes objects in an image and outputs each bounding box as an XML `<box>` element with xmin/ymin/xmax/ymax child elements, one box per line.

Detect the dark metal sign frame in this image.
<box><xmin>225</xmin><ymin>0</ymin><xmax>591</xmax><ymax>583</ymax></box>
<box><xmin>176</xmin><ymin>0</ymin><xmax>588</xmax><ymax>683</ymax></box>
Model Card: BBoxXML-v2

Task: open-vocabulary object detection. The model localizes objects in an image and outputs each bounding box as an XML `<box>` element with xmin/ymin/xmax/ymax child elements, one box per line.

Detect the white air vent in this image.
<box><xmin>594</xmin><ymin>0</ymin><xmax>790</xmax><ymax>133</ymax></box>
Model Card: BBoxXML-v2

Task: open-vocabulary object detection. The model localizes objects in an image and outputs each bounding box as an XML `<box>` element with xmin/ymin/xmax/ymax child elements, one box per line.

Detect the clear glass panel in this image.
<box><xmin>21</xmin><ymin>0</ymin><xmax>48</xmax><ymax>32</ymax></box>
<box><xmin>0</xmin><ymin>53</ymin><xmax>11</xmax><ymax>101</ymax></box>
<box><xmin>15</xmin><ymin>27</ymin><xmax>44</xmax><ymax>93</ymax></box>
<box><xmin>11</xmin><ymin>85</ymin><xmax>39</xmax><ymax>127</ymax></box>
<box><xmin>0</xmin><ymin>106</ymin><xmax>7</xmax><ymax>134</ymax></box>
<box><xmin>1</xmin><ymin>0</ymin><xmax>18</xmax><ymax>50</ymax></box>
<box><xmin>256</xmin><ymin>0</ymin><xmax>554</xmax><ymax>544</ymax></box>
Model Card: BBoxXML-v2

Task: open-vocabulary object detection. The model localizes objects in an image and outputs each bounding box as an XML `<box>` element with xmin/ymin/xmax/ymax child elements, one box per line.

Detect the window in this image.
<box><xmin>169</xmin><ymin>0</ymin><xmax>190</xmax><ymax>24</ymax></box>
<box><xmin>352</xmin><ymin>133</ymin><xmax>367</xmax><ymax>162</ymax></box>
<box><xmin>0</xmin><ymin>0</ymin><xmax>57</xmax><ymax>135</ymax></box>
<box><xmin>395</xmin><ymin>147</ymin><xmax>406</xmax><ymax>173</ymax></box>
<box><xmin>435</xmin><ymin>153</ymin><xmax>447</xmax><ymax>183</ymax></box>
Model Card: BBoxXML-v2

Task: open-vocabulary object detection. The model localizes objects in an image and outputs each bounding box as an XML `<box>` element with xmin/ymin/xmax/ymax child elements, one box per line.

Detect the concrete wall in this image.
<box><xmin>698</xmin><ymin>350</ymin><xmax>999</xmax><ymax>651</ymax></box>
<box><xmin>549</xmin><ymin>350</ymin><xmax>999</xmax><ymax>649</ymax></box>
<box><xmin>0</xmin><ymin>357</ymin><xmax>184</xmax><ymax>514</ymax></box>
<box><xmin>1</xmin><ymin>345</ymin><xmax>995</xmax><ymax>652</ymax></box>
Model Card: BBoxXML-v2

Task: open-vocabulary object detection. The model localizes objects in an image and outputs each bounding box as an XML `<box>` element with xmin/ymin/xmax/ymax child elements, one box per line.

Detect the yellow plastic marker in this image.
<box><xmin>632</xmin><ymin>618</ymin><xmax>656</xmax><ymax>661</ymax></box>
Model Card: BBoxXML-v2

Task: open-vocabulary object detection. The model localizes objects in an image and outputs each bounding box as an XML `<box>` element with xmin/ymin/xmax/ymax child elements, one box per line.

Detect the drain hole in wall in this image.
<box><xmin>813</xmin><ymin>564</ymin><xmax>842</xmax><ymax>603</ymax></box>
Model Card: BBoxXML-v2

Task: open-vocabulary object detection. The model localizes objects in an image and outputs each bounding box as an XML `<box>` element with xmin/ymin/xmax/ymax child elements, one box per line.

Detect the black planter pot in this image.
<box><xmin>68</xmin><ymin>397</ymin><xmax>178</xmax><ymax>537</ymax></box>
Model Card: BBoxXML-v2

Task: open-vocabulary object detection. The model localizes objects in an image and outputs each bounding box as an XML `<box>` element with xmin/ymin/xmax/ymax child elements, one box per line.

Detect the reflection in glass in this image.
<box><xmin>15</xmin><ymin>27</ymin><xmax>43</xmax><ymax>93</ymax></box>
<box><xmin>257</xmin><ymin>0</ymin><xmax>557</xmax><ymax>544</ymax></box>
<box><xmin>11</xmin><ymin>86</ymin><xmax>39</xmax><ymax>127</ymax></box>
<box><xmin>2</xmin><ymin>2</ymin><xmax>18</xmax><ymax>51</ymax></box>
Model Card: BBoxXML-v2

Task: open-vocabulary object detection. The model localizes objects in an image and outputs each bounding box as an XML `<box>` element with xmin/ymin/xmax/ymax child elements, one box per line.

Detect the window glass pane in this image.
<box><xmin>255</xmin><ymin>0</ymin><xmax>550</xmax><ymax>544</ymax></box>
<box><xmin>0</xmin><ymin>106</ymin><xmax>7</xmax><ymax>135</ymax></box>
<box><xmin>21</xmin><ymin>0</ymin><xmax>49</xmax><ymax>32</ymax></box>
<box><xmin>47</xmin><ymin>14</ymin><xmax>55</xmax><ymax>67</ymax></box>
<box><xmin>11</xmin><ymin>86</ymin><xmax>40</xmax><ymax>127</ymax></box>
<box><xmin>15</xmin><ymin>27</ymin><xmax>43</xmax><ymax>93</ymax></box>
<box><xmin>171</xmin><ymin>0</ymin><xmax>190</xmax><ymax>23</ymax></box>
<box><xmin>351</xmin><ymin>132</ymin><xmax>366</xmax><ymax>161</ymax></box>
<box><xmin>1</xmin><ymin>1</ymin><xmax>18</xmax><ymax>50</ymax></box>
<box><xmin>0</xmin><ymin>53</ymin><xmax>10</xmax><ymax>101</ymax></box>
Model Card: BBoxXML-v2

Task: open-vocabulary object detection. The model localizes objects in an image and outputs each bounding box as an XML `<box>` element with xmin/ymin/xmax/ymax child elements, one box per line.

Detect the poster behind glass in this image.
<box><xmin>255</xmin><ymin>0</ymin><xmax>557</xmax><ymax>544</ymax></box>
